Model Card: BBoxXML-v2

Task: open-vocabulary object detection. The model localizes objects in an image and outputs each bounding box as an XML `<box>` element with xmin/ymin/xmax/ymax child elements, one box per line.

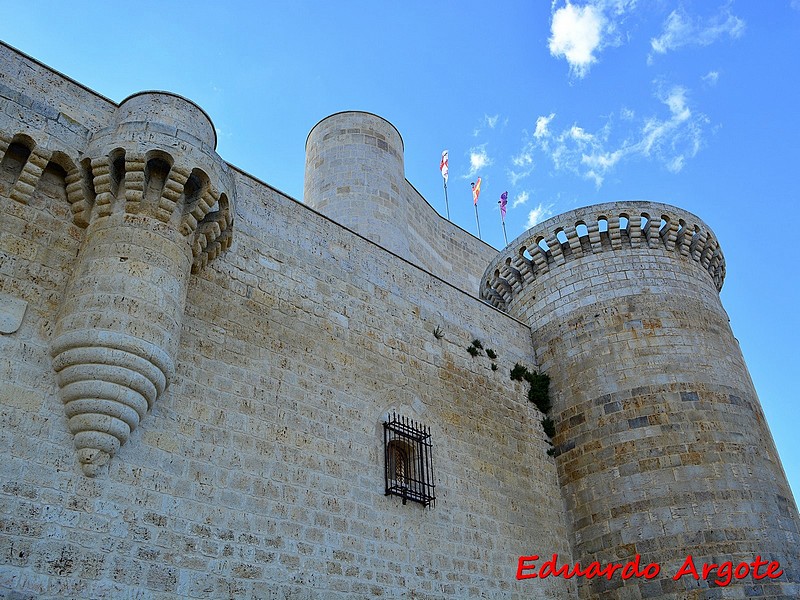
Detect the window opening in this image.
<box><xmin>383</xmin><ymin>413</ymin><xmax>435</xmax><ymax>507</ymax></box>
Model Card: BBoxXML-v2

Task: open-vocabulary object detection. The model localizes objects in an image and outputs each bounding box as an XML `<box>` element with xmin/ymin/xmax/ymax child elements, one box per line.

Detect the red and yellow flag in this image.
<box><xmin>471</xmin><ymin>178</ymin><xmax>482</xmax><ymax>206</ymax></box>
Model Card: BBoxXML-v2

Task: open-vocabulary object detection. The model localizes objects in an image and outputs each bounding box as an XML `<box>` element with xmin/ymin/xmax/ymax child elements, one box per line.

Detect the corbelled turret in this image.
<box><xmin>50</xmin><ymin>91</ymin><xmax>235</xmax><ymax>475</ymax></box>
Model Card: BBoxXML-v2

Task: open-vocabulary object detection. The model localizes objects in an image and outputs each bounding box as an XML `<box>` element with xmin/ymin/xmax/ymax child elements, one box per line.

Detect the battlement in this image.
<box><xmin>481</xmin><ymin>201</ymin><xmax>725</xmax><ymax>311</ymax></box>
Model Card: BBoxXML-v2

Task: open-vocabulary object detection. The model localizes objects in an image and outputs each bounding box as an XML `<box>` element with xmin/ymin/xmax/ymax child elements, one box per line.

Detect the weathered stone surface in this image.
<box><xmin>0</xmin><ymin>292</ymin><xmax>26</xmax><ymax>333</ymax></box>
<box><xmin>0</xmin><ymin>39</ymin><xmax>797</xmax><ymax>600</ymax></box>
<box><xmin>482</xmin><ymin>202</ymin><xmax>800</xmax><ymax>599</ymax></box>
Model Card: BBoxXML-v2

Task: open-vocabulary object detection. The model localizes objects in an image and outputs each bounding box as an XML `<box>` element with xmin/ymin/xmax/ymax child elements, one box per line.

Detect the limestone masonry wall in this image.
<box><xmin>0</xmin><ymin>42</ymin><xmax>573</xmax><ymax>599</ymax></box>
<box><xmin>1</xmin><ymin>40</ymin><xmax>798</xmax><ymax>600</ymax></box>
<box><xmin>304</xmin><ymin>111</ymin><xmax>497</xmax><ymax>293</ymax></box>
<box><xmin>482</xmin><ymin>202</ymin><xmax>799</xmax><ymax>599</ymax></box>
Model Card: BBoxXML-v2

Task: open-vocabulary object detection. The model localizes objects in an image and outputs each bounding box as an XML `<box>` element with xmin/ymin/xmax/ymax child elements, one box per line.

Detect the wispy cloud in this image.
<box><xmin>473</xmin><ymin>114</ymin><xmax>501</xmax><ymax>136</ymax></box>
<box><xmin>526</xmin><ymin>203</ymin><xmax>555</xmax><ymax>229</ymax></box>
<box><xmin>516</xmin><ymin>83</ymin><xmax>707</xmax><ymax>187</ymax></box>
<box><xmin>512</xmin><ymin>191</ymin><xmax>529</xmax><ymax>209</ymax></box>
<box><xmin>535</xmin><ymin>113</ymin><xmax>556</xmax><ymax>138</ymax></box>
<box><xmin>702</xmin><ymin>71</ymin><xmax>720</xmax><ymax>85</ymax></box>
<box><xmin>650</xmin><ymin>6</ymin><xmax>745</xmax><ymax>59</ymax></box>
<box><xmin>508</xmin><ymin>146</ymin><xmax>535</xmax><ymax>185</ymax></box>
<box><xmin>465</xmin><ymin>144</ymin><xmax>492</xmax><ymax>179</ymax></box>
<box><xmin>548</xmin><ymin>0</ymin><xmax>637</xmax><ymax>78</ymax></box>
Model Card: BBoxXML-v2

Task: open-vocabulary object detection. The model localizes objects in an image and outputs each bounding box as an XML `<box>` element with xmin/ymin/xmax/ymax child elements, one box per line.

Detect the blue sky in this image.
<box><xmin>3</xmin><ymin>1</ymin><xmax>799</xmax><ymax>498</ymax></box>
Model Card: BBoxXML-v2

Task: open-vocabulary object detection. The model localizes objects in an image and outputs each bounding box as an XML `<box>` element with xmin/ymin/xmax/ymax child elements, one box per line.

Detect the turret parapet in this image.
<box><xmin>83</xmin><ymin>91</ymin><xmax>235</xmax><ymax>271</ymax></box>
<box><xmin>481</xmin><ymin>201</ymin><xmax>725</xmax><ymax>311</ymax></box>
<box><xmin>115</xmin><ymin>91</ymin><xmax>217</xmax><ymax>149</ymax></box>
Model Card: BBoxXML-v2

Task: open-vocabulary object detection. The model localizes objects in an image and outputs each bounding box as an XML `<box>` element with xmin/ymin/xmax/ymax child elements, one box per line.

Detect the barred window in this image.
<box><xmin>383</xmin><ymin>413</ymin><xmax>435</xmax><ymax>507</ymax></box>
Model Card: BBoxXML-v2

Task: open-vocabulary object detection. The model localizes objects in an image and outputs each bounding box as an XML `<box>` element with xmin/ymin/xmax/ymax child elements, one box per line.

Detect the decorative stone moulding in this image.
<box><xmin>49</xmin><ymin>91</ymin><xmax>236</xmax><ymax>476</ymax></box>
<box><xmin>0</xmin><ymin>293</ymin><xmax>27</xmax><ymax>334</ymax></box>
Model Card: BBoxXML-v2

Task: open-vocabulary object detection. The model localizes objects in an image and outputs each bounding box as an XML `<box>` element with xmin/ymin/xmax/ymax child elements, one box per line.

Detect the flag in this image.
<box><xmin>499</xmin><ymin>191</ymin><xmax>508</xmax><ymax>220</ymax></box>
<box><xmin>471</xmin><ymin>178</ymin><xmax>482</xmax><ymax>205</ymax></box>
<box><xmin>440</xmin><ymin>150</ymin><xmax>449</xmax><ymax>183</ymax></box>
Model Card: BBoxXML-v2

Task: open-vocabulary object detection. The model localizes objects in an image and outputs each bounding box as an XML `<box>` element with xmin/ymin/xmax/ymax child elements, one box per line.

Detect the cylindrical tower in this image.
<box><xmin>304</xmin><ymin>111</ymin><xmax>409</xmax><ymax>258</ymax></box>
<box><xmin>51</xmin><ymin>92</ymin><xmax>235</xmax><ymax>476</ymax></box>
<box><xmin>482</xmin><ymin>201</ymin><xmax>799</xmax><ymax>598</ymax></box>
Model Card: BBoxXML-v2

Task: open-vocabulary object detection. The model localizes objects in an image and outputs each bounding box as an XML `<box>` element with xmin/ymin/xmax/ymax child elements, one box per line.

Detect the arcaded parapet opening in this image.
<box><xmin>481</xmin><ymin>201</ymin><xmax>725</xmax><ymax>311</ymax></box>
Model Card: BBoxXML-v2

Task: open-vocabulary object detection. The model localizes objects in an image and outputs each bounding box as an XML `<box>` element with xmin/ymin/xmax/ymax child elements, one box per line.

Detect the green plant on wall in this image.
<box><xmin>511</xmin><ymin>363</ymin><xmax>555</xmax><ymax>455</ymax></box>
<box><xmin>468</xmin><ymin>339</ymin><xmax>499</xmax><ymax>373</ymax></box>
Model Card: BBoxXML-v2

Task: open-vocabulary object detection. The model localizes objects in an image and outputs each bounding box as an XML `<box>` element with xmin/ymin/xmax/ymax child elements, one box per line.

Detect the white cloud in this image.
<box><xmin>534</xmin><ymin>113</ymin><xmax>556</xmax><ymax>138</ymax></box>
<box><xmin>640</xmin><ymin>86</ymin><xmax>693</xmax><ymax>156</ymax></box>
<box><xmin>512</xmin><ymin>191</ymin><xmax>529</xmax><ymax>209</ymax></box>
<box><xmin>509</xmin><ymin>166</ymin><xmax>534</xmax><ymax>186</ymax></box>
<box><xmin>512</xmin><ymin>152</ymin><xmax>533</xmax><ymax>168</ymax></box>
<box><xmin>569</xmin><ymin>125</ymin><xmax>594</xmax><ymax>142</ymax></box>
<box><xmin>465</xmin><ymin>145</ymin><xmax>492</xmax><ymax>178</ymax></box>
<box><xmin>549</xmin><ymin>3</ymin><xmax>605</xmax><ymax>78</ymax></box>
<box><xmin>486</xmin><ymin>114</ymin><xmax>499</xmax><ymax>128</ymax></box>
<box><xmin>548</xmin><ymin>0</ymin><xmax>637</xmax><ymax>77</ymax></box>
<box><xmin>702</xmin><ymin>71</ymin><xmax>720</xmax><ymax>85</ymax></box>
<box><xmin>526</xmin><ymin>203</ymin><xmax>554</xmax><ymax>229</ymax></box>
<box><xmin>666</xmin><ymin>156</ymin><xmax>684</xmax><ymax>173</ymax></box>
<box><xmin>650</xmin><ymin>7</ymin><xmax>745</xmax><ymax>57</ymax></box>
<box><xmin>514</xmin><ymin>84</ymin><xmax>708</xmax><ymax>188</ymax></box>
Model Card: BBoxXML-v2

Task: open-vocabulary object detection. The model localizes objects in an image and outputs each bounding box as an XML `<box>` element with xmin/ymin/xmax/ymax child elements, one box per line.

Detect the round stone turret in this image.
<box><xmin>304</xmin><ymin>111</ymin><xmax>409</xmax><ymax>258</ymax></box>
<box><xmin>51</xmin><ymin>92</ymin><xmax>235</xmax><ymax>475</ymax></box>
<box><xmin>482</xmin><ymin>201</ymin><xmax>799</xmax><ymax>599</ymax></box>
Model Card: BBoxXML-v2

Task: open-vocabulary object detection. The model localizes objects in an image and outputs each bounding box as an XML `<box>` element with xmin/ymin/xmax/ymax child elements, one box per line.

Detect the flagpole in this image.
<box><xmin>471</xmin><ymin>178</ymin><xmax>483</xmax><ymax>240</ymax></box>
<box><xmin>443</xmin><ymin>181</ymin><xmax>450</xmax><ymax>220</ymax></box>
<box><xmin>498</xmin><ymin>191</ymin><xmax>508</xmax><ymax>246</ymax></box>
<box><xmin>440</xmin><ymin>150</ymin><xmax>450</xmax><ymax>220</ymax></box>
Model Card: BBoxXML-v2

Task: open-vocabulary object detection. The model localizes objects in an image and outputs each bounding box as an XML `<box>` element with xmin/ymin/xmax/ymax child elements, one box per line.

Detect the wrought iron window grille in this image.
<box><xmin>383</xmin><ymin>412</ymin><xmax>435</xmax><ymax>507</ymax></box>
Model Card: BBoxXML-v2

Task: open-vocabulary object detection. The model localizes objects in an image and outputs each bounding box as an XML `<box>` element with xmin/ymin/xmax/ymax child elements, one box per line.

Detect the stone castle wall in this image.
<box><xmin>0</xmin><ymin>42</ymin><xmax>574</xmax><ymax>599</ymax></box>
<box><xmin>304</xmin><ymin>111</ymin><xmax>497</xmax><ymax>293</ymax></box>
<box><xmin>482</xmin><ymin>203</ymin><xmax>799</xmax><ymax>598</ymax></box>
<box><xmin>1</xmin><ymin>40</ymin><xmax>798</xmax><ymax>600</ymax></box>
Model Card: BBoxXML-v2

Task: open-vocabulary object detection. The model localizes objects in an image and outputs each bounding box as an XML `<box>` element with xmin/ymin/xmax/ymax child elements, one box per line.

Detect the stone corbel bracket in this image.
<box><xmin>49</xmin><ymin>91</ymin><xmax>236</xmax><ymax>475</ymax></box>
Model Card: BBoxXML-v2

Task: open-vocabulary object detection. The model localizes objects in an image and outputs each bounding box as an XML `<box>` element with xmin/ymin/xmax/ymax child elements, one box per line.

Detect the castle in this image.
<box><xmin>0</xmin><ymin>41</ymin><xmax>798</xmax><ymax>599</ymax></box>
